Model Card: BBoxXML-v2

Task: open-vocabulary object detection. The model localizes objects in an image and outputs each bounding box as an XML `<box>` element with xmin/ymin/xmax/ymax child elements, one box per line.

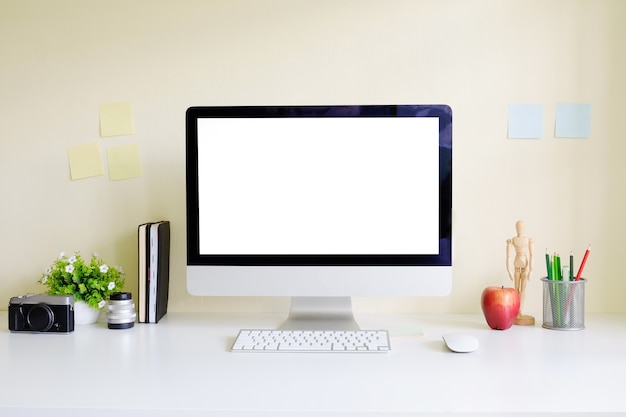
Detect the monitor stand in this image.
<box><xmin>279</xmin><ymin>296</ymin><xmax>362</xmax><ymax>330</ymax></box>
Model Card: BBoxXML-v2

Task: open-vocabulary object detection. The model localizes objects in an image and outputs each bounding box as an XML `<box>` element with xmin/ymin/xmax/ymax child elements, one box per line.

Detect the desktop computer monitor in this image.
<box><xmin>186</xmin><ymin>105</ymin><xmax>452</xmax><ymax>329</ymax></box>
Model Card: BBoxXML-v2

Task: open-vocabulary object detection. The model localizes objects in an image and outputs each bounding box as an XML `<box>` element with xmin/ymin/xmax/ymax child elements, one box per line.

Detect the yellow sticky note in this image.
<box><xmin>107</xmin><ymin>144</ymin><xmax>142</xmax><ymax>181</ymax></box>
<box><xmin>67</xmin><ymin>142</ymin><xmax>104</xmax><ymax>180</ymax></box>
<box><xmin>99</xmin><ymin>101</ymin><xmax>135</xmax><ymax>137</ymax></box>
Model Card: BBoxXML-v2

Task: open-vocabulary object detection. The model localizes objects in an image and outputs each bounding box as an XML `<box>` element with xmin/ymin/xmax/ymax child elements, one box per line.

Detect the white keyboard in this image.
<box><xmin>231</xmin><ymin>329</ymin><xmax>391</xmax><ymax>353</ymax></box>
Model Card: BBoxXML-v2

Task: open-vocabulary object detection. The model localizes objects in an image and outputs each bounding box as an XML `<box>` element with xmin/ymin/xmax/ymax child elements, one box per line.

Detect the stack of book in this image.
<box><xmin>137</xmin><ymin>220</ymin><xmax>170</xmax><ymax>323</ymax></box>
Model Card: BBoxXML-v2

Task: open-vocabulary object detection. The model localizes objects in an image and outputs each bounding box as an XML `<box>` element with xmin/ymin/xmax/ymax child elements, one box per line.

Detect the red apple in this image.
<box><xmin>481</xmin><ymin>286</ymin><xmax>520</xmax><ymax>330</ymax></box>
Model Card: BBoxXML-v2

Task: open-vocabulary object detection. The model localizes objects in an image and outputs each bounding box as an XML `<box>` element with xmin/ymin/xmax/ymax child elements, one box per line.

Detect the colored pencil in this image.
<box><xmin>575</xmin><ymin>245</ymin><xmax>591</xmax><ymax>281</ymax></box>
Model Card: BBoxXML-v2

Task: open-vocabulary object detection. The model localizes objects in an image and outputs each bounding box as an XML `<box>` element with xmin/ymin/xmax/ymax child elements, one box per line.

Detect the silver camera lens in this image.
<box><xmin>107</xmin><ymin>292</ymin><xmax>136</xmax><ymax>329</ymax></box>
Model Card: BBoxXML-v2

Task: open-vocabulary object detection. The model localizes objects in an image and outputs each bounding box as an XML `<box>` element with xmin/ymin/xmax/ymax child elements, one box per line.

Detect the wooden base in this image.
<box><xmin>514</xmin><ymin>315</ymin><xmax>535</xmax><ymax>326</ymax></box>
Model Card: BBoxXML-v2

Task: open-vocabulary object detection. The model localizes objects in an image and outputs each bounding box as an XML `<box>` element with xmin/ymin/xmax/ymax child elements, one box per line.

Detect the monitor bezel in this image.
<box><xmin>186</xmin><ymin>104</ymin><xmax>452</xmax><ymax>268</ymax></box>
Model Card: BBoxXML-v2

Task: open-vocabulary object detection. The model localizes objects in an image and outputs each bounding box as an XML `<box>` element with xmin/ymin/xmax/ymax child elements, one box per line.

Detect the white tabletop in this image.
<box><xmin>1</xmin><ymin>312</ymin><xmax>625</xmax><ymax>416</ymax></box>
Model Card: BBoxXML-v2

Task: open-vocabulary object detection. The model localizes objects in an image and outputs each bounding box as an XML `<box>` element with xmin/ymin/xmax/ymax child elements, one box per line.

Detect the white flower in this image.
<box><xmin>41</xmin><ymin>275</ymin><xmax>48</xmax><ymax>284</ymax></box>
<box><xmin>65</xmin><ymin>265</ymin><xmax>74</xmax><ymax>273</ymax></box>
<box><xmin>99</xmin><ymin>264</ymin><xmax>109</xmax><ymax>274</ymax></box>
<box><xmin>108</xmin><ymin>282</ymin><xmax>115</xmax><ymax>291</ymax></box>
<box><xmin>58</xmin><ymin>252</ymin><xmax>65</xmax><ymax>259</ymax></box>
<box><xmin>68</xmin><ymin>255</ymin><xmax>77</xmax><ymax>264</ymax></box>
<box><xmin>44</xmin><ymin>267</ymin><xmax>52</xmax><ymax>275</ymax></box>
<box><xmin>98</xmin><ymin>300</ymin><xmax>106</xmax><ymax>309</ymax></box>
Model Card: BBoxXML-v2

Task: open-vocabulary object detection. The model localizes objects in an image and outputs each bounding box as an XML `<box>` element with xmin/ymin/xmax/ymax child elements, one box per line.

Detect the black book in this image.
<box><xmin>138</xmin><ymin>220</ymin><xmax>170</xmax><ymax>323</ymax></box>
<box><xmin>137</xmin><ymin>223</ymin><xmax>150</xmax><ymax>323</ymax></box>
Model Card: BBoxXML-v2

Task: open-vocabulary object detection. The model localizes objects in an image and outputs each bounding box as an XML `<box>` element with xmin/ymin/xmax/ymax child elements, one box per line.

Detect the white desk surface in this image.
<box><xmin>1</xmin><ymin>311</ymin><xmax>625</xmax><ymax>416</ymax></box>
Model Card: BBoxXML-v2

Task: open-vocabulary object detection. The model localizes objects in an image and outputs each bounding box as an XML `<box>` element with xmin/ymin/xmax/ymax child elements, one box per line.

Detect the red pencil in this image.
<box><xmin>575</xmin><ymin>245</ymin><xmax>591</xmax><ymax>281</ymax></box>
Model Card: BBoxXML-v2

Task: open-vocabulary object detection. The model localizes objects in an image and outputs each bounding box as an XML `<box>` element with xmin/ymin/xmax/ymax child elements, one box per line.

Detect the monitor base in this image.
<box><xmin>279</xmin><ymin>296</ymin><xmax>361</xmax><ymax>330</ymax></box>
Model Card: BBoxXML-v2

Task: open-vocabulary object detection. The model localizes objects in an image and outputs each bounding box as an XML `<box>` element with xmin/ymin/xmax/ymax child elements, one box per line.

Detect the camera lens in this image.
<box><xmin>27</xmin><ymin>304</ymin><xmax>54</xmax><ymax>332</ymax></box>
<box><xmin>107</xmin><ymin>292</ymin><xmax>136</xmax><ymax>329</ymax></box>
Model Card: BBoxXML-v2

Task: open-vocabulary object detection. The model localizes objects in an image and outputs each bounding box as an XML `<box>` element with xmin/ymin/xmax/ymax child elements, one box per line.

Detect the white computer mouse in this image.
<box><xmin>442</xmin><ymin>333</ymin><xmax>479</xmax><ymax>353</ymax></box>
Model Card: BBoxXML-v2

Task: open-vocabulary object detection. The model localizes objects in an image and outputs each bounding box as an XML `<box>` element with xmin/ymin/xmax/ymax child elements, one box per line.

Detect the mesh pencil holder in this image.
<box><xmin>541</xmin><ymin>277</ymin><xmax>586</xmax><ymax>331</ymax></box>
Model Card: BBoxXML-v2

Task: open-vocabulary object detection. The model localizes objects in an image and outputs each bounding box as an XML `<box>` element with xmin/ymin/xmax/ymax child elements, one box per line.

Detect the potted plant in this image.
<box><xmin>39</xmin><ymin>252</ymin><xmax>125</xmax><ymax>324</ymax></box>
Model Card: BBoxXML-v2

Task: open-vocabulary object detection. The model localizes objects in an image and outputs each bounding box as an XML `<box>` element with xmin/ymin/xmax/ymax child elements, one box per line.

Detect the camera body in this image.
<box><xmin>8</xmin><ymin>294</ymin><xmax>74</xmax><ymax>333</ymax></box>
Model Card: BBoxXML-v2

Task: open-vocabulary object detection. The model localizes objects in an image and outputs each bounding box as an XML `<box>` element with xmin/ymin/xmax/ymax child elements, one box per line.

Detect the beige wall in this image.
<box><xmin>1</xmin><ymin>0</ymin><xmax>625</xmax><ymax>316</ymax></box>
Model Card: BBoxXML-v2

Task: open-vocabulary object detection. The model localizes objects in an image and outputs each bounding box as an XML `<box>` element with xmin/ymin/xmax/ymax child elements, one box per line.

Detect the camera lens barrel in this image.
<box><xmin>26</xmin><ymin>303</ymin><xmax>55</xmax><ymax>332</ymax></box>
<box><xmin>107</xmin><ymin>292</ymin><xmax>136</xmax><ymax>329</ymax></box>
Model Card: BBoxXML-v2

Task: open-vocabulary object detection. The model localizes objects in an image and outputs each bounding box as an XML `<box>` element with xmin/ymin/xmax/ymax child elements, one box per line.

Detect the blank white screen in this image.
<box><xmin>197</xmin><ymin>117</ymin><xmax>439</xmax><ymax>255</ymax></box>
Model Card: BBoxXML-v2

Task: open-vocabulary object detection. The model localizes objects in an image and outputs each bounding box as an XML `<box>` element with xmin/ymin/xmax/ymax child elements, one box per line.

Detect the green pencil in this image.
<box><xmin>545</xmin><ymin>251</ymin><xmax>552</xmax><ymax>280</ymax></box>
<box><xmin>553</xmin><ymin>253</ymin><xmax>562</xmax><ymax>325</ymax></box>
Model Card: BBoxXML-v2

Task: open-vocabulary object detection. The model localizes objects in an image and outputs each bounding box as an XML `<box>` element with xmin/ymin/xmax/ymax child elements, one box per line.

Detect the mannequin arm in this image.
<box><xmin>528</xmin><ymin>237</ymin><xmax>535</xmax><ymax>279</ymax></box>
<box><xmin>506</xmin><ymin>239</ymin><xmax>514</xmax><ymax>280</ymax></box>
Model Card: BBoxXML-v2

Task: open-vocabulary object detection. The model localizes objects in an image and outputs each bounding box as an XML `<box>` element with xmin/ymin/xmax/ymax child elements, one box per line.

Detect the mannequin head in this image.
<box><xmin>515</xmin><ymin>220</ymin><xmax>525</xmax><ymax>236</ymax></box>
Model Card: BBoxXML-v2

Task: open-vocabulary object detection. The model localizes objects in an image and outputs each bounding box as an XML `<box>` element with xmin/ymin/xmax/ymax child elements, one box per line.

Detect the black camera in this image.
<box><xmin>8</xmin><ymin>294</ymin><xmax>74</xmax><ymax>333</ymax></box>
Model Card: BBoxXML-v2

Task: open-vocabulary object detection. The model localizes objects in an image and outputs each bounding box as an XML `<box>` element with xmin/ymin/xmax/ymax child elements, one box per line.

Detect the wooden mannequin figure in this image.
<box><xmin>506</xmin><ymin>220</ymin><xmax>535</xmax><ymax>326</ymax></box>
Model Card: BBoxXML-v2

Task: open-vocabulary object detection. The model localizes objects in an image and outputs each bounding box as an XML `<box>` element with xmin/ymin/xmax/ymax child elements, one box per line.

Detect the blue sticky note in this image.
<box><xmin>508</xmin><ymin>104</ymin><xmax>543</xmax><ymax>139</ymax></box>
<box><xmin>555</xmin><ymin>103</ymin><xmax>591</xmax><ymax>138</ymax></box>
